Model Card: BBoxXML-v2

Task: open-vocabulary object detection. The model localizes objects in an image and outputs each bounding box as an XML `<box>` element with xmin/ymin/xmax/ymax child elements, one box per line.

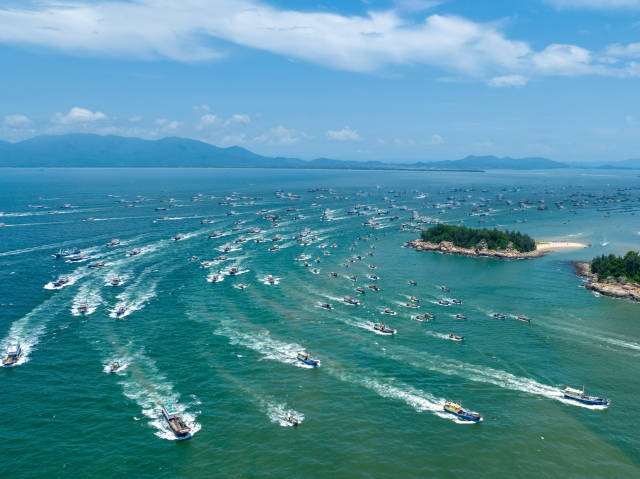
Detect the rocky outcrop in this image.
<box><xmin>573</xmin><ymin>262</ymin><xmax>640</xmax><ymax>303</ymax></box>
<box><xmin>406</xmin><ymin>239</ymin><xmax>543</xmax><ymax>259</ymax></box>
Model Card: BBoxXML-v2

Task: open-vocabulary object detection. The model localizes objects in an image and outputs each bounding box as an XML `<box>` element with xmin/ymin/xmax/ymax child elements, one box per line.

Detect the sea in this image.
<box><xmin>0</xmin><ymin>167</ymin><xmax>639</xmax><ymax>478</ymax></box>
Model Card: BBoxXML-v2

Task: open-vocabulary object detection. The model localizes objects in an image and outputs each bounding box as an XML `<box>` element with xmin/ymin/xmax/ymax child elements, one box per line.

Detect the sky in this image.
<box><xmin>1</xmin><ymin>0</ymin><xmax>640</xmax><ymax>163</ymax></box>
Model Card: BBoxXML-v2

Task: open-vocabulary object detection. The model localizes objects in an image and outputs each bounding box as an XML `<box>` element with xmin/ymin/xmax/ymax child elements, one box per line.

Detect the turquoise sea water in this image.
<box><xmin>1</xmin><ymin>168</ymin><xmax>639</xmax><ymax>478</ymax></box>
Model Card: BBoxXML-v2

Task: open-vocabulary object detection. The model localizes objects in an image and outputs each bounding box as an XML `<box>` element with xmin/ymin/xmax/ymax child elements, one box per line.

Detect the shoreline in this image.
<box><xmin>406</xmin><ymin>239</ymin><xmax>588</xmax><ymax>259</ymax></box>
<box><xmin>573</xmin><ymin>262</ymin><xmax>640</xmax><ymax>302</ymax></box>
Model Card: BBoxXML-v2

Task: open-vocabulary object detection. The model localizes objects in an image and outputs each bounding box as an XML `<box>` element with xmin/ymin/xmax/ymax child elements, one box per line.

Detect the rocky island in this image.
<box><xmin>574</xmin><ymin>252</ymin><xmax>640</xmax><ymax>302</ymax></box>
<box><xmin>407</xmin><ymin>224</ymin><xmax>587</xmax><ymax>259</ymax></box>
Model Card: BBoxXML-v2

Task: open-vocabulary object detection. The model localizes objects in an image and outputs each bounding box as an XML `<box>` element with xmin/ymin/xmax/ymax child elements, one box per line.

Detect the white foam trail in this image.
<box><xmin>389</xmin><ymin>347</ymin><xmax>601</xmax><ymax>409</ymax></box>
<box><xmin>44</xmin><ymin>268</ymin><xmax>90</xmax><ymax>290</ymax></box>
<box><xmin>117</xmin><ymin>350</ymin><xmax>201</xmax><ymax>440</ymax></box>
<box><xmin>71</xmin><ymin>281</ymin><xmax>102</xmax><ymax>316</ymax></box>
<box><xmin>258</xmin><ymin>398</ymin><xmax>304</xmax><ymax>427</ymax></box>
<box><xmin>216</xmin><ymin>326</ymin><xmax>312</xmax><ymax>368</ymax></box>
<box><xmin>331</xmin><ymin>370</ymin><xmax>462</xmax><ymax>422</ymax></box>
<box><xmin>109</xmin><ymin>268</ymin><xmax>159</xmax><ymax>319</ymax></box>
<box><xmin>0</xmin><ymin>296</ymin><xmax>60</xmax><ymax>366</ymax></box>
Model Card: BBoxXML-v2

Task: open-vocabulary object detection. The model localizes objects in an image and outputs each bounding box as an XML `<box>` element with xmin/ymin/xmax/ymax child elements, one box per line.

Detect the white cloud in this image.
<box><xmin>198</xmin><ymin>114</ymin><xmax>220</xmax><ymax>129</ymax></box>
<box><xmin>225</xmin><ymin>114</ymin><xmax>251</xmax><ymax>125</ymax></box>
<box><xmin>155</xmin><ymin>118</ymin><xmax>180</xmax><ymax>130</ymax></box>
<box><xmin>431</xmin><ymin>133</ymin><xmax>444</xmax><ymax>145</ymax></box>
<box><xmin>255</xmin><ymin>125</ymin><xmax>311</xmax><ymax>145</ymax></box>
<box><xmin>488</xmin><ymin>74</ymin><xmax>528</xmax><ymax>87</ymax></box>
<box><xmin>531</xmin><ymin>44</ymin><xmax>596</xmax><ymax>75</ymax></box>
<box><xmin>193</xmin><ymin>103</ymin><xmax>210</xmax><ymax>111</ymax></box>
<box><xmin>626</xmin><ymin>115</ymin><xmax>634</xmax><ymax>125</ymax></box>
<box><xmin>546</xmin><ymin>0</ymin><xmax>640</xmax><ymax>9</ymax></box>
<box><xmin>128</xmin><ymin>115</ymin><xmax>142</xmax><ymax>122</ymax></box>
<box><xmin>327</xmin><ymin>126</ymin><xmax>362</xmax><ymax>141</ymax></box>
<box><xmin>605</xmin><ymin>43</ymin><xmax>640</xmax><ymax>59</ymax></box>
<box><xmin>52</xmin><ymin>106</ymin><xmax>107</xmax><ymax>124</ymax></box>
<box><xmin>3</xmin><ymin>114</ymin><xmax>31</xmax><ymax>127</ymax></box>
<box><xmin>0</xmin><ymin>0</ymin><xmax>577</xmax><ymax>80</ymax></box>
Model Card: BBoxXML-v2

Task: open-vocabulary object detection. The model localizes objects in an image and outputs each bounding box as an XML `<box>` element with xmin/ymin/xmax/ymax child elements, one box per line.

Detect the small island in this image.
<box><xmin>407</xmin><ymin>224</ymin><xmax>587</xmax><ymax>259</ymax></box>
<box><xmin>574</xmin><ymin>251</ymin><xmax>640</xmax><ymax>302</ymax></box>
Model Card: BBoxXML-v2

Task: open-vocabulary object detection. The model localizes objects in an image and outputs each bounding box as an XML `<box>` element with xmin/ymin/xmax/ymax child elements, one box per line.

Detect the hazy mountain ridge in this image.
<box><xmin>0</xmin><ymin>134</ymin><xmax>634</xmax><ymax>170</ymax></box>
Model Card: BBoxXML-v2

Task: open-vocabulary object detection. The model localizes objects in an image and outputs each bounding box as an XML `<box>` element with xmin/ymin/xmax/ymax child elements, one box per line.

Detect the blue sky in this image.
<box><xmin>1</xmin><ymin>0</ymin><xmax>640</xmax><ymax>162</ymax></box>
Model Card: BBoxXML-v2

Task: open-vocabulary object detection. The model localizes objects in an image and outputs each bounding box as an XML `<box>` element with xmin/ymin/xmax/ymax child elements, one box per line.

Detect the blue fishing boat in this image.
<box><xmin>443</xmin><ymin>401</ymin><xmax>483</xmax><ymax>422</ymax></box>
<box><xmin>563</xmin><ymin>385</ymin><xmax>610</xmax><ymax>407</ymax></box>
<box><xmin>297</xmin><ymin>352</ymin><xmax>320</xmax><ymax>368</ymax></box>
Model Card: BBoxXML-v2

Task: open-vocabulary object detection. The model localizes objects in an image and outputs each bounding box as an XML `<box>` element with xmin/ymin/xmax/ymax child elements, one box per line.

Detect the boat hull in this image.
<box><xmin>563</xmin><ymin>394</ymin><xmax>610</xmax><ymax>407</ymax></box>
<box><xmin>444</xmin><ymin>409</ymin><xmax>482</xmax><ymax>422</ymax></box>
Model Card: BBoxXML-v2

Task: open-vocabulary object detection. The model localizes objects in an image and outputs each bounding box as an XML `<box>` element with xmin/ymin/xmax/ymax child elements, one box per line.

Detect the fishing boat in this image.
<box><xmin>284</xmin><ymin>413</ymin><xmax>300</xmax><ymax>426</ymax></box>
<box><xmin>311</xmin><ymin>268</ymin><xmax>320</xmax><ymax>274</ymax></box>
<box><xmin>368</xmin><ymin>284</ymin><xmax>379</xmax><ymax>291</ymax></box>
<box><xmin>406</xmin><ymin>302</ymin><xmax>419</xmax><ymax>309</ymax></box>
<box><xmin>410</xmin><ymin>296</ymin><xmax>420</xmax><ymax>303</ymax></box>
<box><xmin>516</xmin><ymin>315</ymin><xmax>531</xmax><ymax>323</ymax></box>
<box><xmin>127</xmin><ymin>248</ymin><xmax>141</xmax><ymax>257</ymax></box>
<box><xmin>2</xmin><ymin>344</ymin><xmax>21</xmax><ymax>367</ymax></box>
<box><xmin>208</xmin><ymin>232</ymin><xmax>222</xmax><ymax>239</ymax></box>
<box><xmin>455</xmin><ymin>314</ymin><xmax>467</xmax><ymax>320</ymax></box>
<box><xmin>447</xmin><ymin>334</ymin><xmax>464</xmax><ymax>342</ymax></box>
<box><xmin>382</xmin><ymin>308</ymin><xmax>397</xmax><ymax>315</ymax></box>
<box><xmin>321</xmin><ymin>303</ymin><xmax>333</xmax><ymax>311</ymax></box>
<box><xmin>67</xmin><ymin>254</ymin><xmax>89</xmax><ymax>263</ymax></box>
<box><xmin>348</xmin><ymin>274</ymin><xmax>356</xmax><ymax>281</ymax></box>
<box><xmin>443</xmin><ymin>401</ymin><xmax>483</xmax><ymax>422</ymax></box>
<box><xmin>265</xmin><ymin>274</ymin><xmax>277</xmax><ymax>285</ymax></box>
<box><xmin>374</xmin><ymin>323</ymin><xmax>397</xmax><ymax>335</ymax></box>
<box><xmin>161</xmin><ymin>403</ymin><xmax>192</xmax><ymax>439</ymax></box>
<box><xmin>368</xmin><ymin>274</ymin><xmax>379</xmax><ymax>281</ymax></box>
<box><xmin>438</xmin><ymin>300</ymin><xmax>450</xmax><ymax>306</ymax></box>
<box><xmin>441</xmin><ymin>285</ymin><xmax>450</xmax><ymax>292</ymax></box>
<box><xmin>53</xmin><ymin>248</ymin><xmax>80</xmax><ymax>259</ymax></box>
<box><xmin>233</xmin><ymin>283</ymin><xmax>248</xmax><ymax>290</ymax></box>
<box><xmin>355</xmin><ymin>286</ymin><xmax>366</xmax><ymax>294</ymax></box>
<box><xmin>297</xmin><ymin>352</ymin><xmax>320</xmax><ymax>368</ymax></box>
<box><xmin>173</xmin><ymin>234</ymin><xmax>185</xmax><ymax>241</ymax></box>
<box><xmin>330</xmin><ymin>272</ymin><xmax>338</xmax><ymax>277</ymax></box>
<box><xmin>51</xmin><ymin>276</ymin><xmax>69</xmax><ymax>289</ymax></box>
<box><xmin>109</xmin><ymin>361</ymin><xmax>120</xmax><ymax>373</ymax></box>
<box><xmin>110</xmin><ymin>277</ymin><xmax>121</xmax><ymax>286</ymax></box>
<box><xmin>77</xmin><ymin>303</ymin><xmax>89</xmax><ymax>315</ymax></box>
<box><xmin>106</xmin><ymin>239</ymin><xmax>121</xmax><ymax>247</ymax></box>
<box><xmin>88</xmin><ymin>260</ymin><xmax>105</xmax><ymax>268</ymax></box>
<box><xmin>563</xmin><ymin>385</ymin><xmax>610</xmax><ymax>407</ymax></box>
<box><xmin>492</xmin><ymin>313</ymin><xmax>506</xmax><ymax>320</ymax></box>
<box><xmin>451</xmin><ymin>299</ymin><xmax>462</xmax><ymax>305</ymax></box>
<box><xmin>201</xmin><ymin>219</ymin><xmax>213</xmax><ymax>224</ymax></box>
<box><xmin>343</xmin><ymin>296</ymin><xmax>360</xmax><ymax>306</ymax></box>
<box><xmin>115</xmin><ymin>304</ymin><xmax>127</xmax><ymax>318</ymax></box>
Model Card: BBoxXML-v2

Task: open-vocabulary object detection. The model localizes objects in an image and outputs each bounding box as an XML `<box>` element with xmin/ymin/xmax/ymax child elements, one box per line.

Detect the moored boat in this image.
<box><xmin>161</xmin><ymin>402</ymin><xmax>192</xmax><ymax>439</ymax></box>
<box><xmin>563</xmin><ymin>385</ymin><xmax>610</xmax><ymax>407</ymax></box>
<box><xmin>443</xmin><ymin>401</ymin><xmax>483</xmax><ymax>422</ymax></box>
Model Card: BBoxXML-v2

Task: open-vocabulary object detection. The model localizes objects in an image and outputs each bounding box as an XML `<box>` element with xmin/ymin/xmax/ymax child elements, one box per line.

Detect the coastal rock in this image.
<box><xmin>573</xmin><ymin>262</ymin><xmax>640</xmax><ymax>303</ymax></box>
<box><xmin>406</xmin><ymin>239</ymin><xmax>543</xmax><ymax>259</ymax></box>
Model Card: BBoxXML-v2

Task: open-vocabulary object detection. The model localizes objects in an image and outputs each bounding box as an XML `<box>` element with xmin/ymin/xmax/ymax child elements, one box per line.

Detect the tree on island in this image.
<box><xmin>421</xmin><ymin>224</ymin><xmax>536</xmax><ymax>253</ymax></box>
<box><xmin>591</xmin><ymin>251</ymin><xmax>640</xmax><ymax>284</ymax></box>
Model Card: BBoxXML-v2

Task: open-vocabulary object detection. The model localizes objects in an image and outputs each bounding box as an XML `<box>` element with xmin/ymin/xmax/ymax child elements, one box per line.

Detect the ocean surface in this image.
<box><xmin>1</xmin><ymin>168</ymin><xmax>639</xmax><ymax>478</ymax></box>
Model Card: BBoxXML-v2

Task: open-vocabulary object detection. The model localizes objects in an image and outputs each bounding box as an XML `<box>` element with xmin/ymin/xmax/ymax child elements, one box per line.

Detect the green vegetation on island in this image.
<box><xmin>591</xmin><ymin>251</ymin><xmax>640</xmax><ymax>284</ymax></box>
<box><xmin>421</xmin><ymin>224</ymin><xmax>536</xmax><ymax>253</ymax></box>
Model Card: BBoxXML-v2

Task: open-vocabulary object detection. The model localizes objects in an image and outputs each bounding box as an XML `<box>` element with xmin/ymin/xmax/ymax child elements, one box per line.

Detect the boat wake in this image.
<box><xmin>109</xmin><ymin>268</ymin><xmax>159</xmax><ymax>319</ymax></box>
<box><xmin>216</xmin><ymin>325</ymin><xmax>312</xmax><ymax>368</ymax></box>
<box><xmin>117</xmin><ymin>351</ymin><xmax>201</xmax><ymax>440</ymax></box>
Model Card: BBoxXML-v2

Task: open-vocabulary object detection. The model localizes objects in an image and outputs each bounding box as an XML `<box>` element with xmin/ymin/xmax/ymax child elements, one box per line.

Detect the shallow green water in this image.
<box><xmin>1</xmin><ymin>168</ymin><xmax>639</xmax><ymax>478</ymax></box>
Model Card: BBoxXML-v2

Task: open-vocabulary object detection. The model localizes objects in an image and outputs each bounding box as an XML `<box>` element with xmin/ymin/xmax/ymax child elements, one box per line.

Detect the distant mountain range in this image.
<box><xmin>0</xmin><ymin>134</ymin><xmax>636</xmax><ymax>170</ymax></box>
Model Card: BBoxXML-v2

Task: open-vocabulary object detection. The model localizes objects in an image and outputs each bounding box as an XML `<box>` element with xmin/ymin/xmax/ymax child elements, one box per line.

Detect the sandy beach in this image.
<box><xmin>535</xmin><ymin>241</ymin><xmax>589</xmax><ymax>252</ymax></box>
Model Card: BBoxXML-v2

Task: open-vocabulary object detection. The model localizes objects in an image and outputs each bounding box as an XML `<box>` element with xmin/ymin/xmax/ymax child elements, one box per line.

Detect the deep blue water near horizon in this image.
<box><xmin>1</xmin><ymin>168</ymin><xmax>639</xmax><ymax>478</ymax></box>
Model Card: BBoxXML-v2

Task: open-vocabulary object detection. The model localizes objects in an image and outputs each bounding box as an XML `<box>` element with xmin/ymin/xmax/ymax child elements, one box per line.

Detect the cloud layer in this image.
<box><xmin>0</xmin><ymin>0</ymin><xmax>636</xmax><ymax>84</ymax></box>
